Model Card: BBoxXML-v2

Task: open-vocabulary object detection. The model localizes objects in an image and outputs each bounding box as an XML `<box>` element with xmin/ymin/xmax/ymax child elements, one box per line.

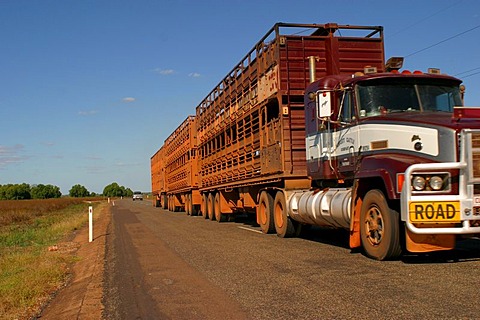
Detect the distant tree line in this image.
<box><xmin>0</xmin><ymin>182</ymin><xmax>135</xmax><ymax>200</ymax></box>
<box><xmin>0</xmin><ymin>184</ymin><xmax>61</xmax><ymax>200</ymax></box>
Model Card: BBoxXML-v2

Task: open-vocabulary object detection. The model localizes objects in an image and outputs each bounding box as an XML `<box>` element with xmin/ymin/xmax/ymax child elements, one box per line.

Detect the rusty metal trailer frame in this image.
<box><xmin>194</xmin><ymin>23</ymin><xmax>384</xmax><ymax>219</ymax></box>
<box><xmin>160</xmin><ymin>116</ymin><xmax>201</xmax><ymax>214</ymax></box>
<box><xmin>151</xmin><ymin>146</ymin><xmax>166</xmax><ymax>208</ymax></box>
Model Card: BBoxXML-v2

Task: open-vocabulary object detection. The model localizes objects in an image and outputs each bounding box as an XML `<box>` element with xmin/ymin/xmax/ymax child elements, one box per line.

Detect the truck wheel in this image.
<box><xmin>360</xmin><ymin>190</ymin><xmax>402</xmax><ymax>260</ymax></box>
<box><xmin>274</xmin><ymin>191</ymin><xmax>296</xmax><ymax>238</ymax></box>
<box><xmin>214</xmin><ymin>193</ymin><xmax>227</xmax><ymax>222</ymax></box>
<box><xmin>258</xmin><ymin>191</ymin><xmax>274</xmax><ymax>234</ymax></box>
<box><xmin>186</xmin><ymin>194</ymin><xmax>191</xmax><ymax>215</ymax></box>
<box><xmin>207</xmin><ymin>193</ymin><xmax>215</xmax><ymax>221</ymax></box>
<box><xmin>187</xmin><ymin>194</ymin><xmax>197</xmax><ymax>216</ymax></box>
<box><xmin>202</xmin><ymin>194</ymin><xmax>208</xmax><ymax>219</ymax></box>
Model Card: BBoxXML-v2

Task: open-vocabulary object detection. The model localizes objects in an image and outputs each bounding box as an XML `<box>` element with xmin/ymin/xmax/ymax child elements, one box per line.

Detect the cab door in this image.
<box><xmin>306</xmin><ymin>90</ymin><xmax>336</xmax><ymax>179</ymax></box>
<box><xmin>335</xmin><ymin>90</ymin><xmax>359</xmax><ymax>179</ymax></box>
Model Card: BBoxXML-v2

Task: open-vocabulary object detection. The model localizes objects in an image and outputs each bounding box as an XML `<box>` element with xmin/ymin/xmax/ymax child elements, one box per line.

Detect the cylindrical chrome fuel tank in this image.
<box><xmin>287</xmin><ymin>188</ymin><xmax>352</xmax><ymax>229</ymax></box>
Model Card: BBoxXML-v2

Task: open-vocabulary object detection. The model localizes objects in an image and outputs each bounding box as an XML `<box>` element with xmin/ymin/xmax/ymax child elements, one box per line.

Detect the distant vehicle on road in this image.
<box><xmin>133</xmin><ymin>191</ymin><xmax>143</xmax><ymax>201</ymax></box>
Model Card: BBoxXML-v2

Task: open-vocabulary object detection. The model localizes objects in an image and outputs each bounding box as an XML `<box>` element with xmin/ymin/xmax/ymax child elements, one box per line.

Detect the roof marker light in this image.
<box><xmin>364</xmin><ymin>66</ymin><xmax>377</xmax><ymax>74</ymax></box>
<box><xmin>385</xmin><ymin>57</ymin><xmax>404</xmax><ymax>72</ymax></box>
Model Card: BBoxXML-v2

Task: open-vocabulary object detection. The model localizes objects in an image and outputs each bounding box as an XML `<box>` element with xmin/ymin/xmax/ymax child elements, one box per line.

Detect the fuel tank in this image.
<box><xmin>287</xmin><ymin>188</ymin><xmax>352</xmax><ymax>229</ymax></box>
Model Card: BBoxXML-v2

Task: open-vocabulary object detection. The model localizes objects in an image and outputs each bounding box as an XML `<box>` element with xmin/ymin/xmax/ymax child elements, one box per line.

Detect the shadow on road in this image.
<box><xmin>154</xmin><ymin>206</ymin><xmax>480</xmax><ymax>264</ymax></box>
<box><xmin>401</xmin><ymin>238</ymin><xmax>480</xmax><ymax>264</ymax></box>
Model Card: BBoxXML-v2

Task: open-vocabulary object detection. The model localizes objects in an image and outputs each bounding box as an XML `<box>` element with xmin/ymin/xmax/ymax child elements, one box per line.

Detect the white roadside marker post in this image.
<box><xmin>89</xmin><ymin>206</ymin><xmax>93</xmax><ymax>242</ymax></box>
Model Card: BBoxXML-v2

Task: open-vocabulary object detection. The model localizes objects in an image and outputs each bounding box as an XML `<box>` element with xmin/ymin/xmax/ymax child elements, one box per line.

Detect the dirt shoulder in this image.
<box><xmin>39</xmin><ymin>202</ymin><xmax>111</xmax><ymax>319</ymax></box>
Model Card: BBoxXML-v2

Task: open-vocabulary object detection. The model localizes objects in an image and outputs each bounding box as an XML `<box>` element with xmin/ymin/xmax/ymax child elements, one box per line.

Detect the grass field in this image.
<box><xmin>0</xmin><ymin>198</ymin><xmax>107</xmax><ymax>319</ymax></box>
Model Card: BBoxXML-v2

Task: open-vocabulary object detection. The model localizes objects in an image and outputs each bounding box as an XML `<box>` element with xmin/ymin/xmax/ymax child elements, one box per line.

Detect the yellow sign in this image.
<box><xmin>409</xmin><ymin>201</ymin><xmax>460</xmax><ymax>223</ymax></box>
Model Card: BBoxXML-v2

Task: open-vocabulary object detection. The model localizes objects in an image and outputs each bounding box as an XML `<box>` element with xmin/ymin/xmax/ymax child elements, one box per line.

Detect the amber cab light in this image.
<box><xmin>396</xmin><ymin>173</ymin><xmax>405</xmax><ymax>193</ymax></box>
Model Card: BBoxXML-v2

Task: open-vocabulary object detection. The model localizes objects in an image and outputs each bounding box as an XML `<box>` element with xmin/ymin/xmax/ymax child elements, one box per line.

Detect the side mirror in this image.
<box><xmin>317</xmin><ymin>91</ymin><xmax>332</xmax><ymax>118</ymax></box>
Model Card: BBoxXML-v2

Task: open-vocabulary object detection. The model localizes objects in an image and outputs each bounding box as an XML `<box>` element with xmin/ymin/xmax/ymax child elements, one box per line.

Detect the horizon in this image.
<box><xmin>1</xmin><ymin>0</ymin><xmax>479</xmax><ymax>194</ymax></box>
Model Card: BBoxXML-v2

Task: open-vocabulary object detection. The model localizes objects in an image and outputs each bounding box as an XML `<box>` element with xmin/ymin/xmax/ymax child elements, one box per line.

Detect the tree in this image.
<box><xmin>31</xmin><ymin>184</ymin><xmax>62</xmax><ymax>199</ymax></box>
<box><xmin>69</xmin><ymin>184</ymin><xmax>90</xmax><ymax>198</ymax></box>
<box><xmin>0</xmin><ymin>183</ymin><xmax>31</xmax><ymax>200</ymax></box>
<box><xmin>103</xmin><ymin>182</ymin><xmax>131</xmax><ymax>197</ymax></box>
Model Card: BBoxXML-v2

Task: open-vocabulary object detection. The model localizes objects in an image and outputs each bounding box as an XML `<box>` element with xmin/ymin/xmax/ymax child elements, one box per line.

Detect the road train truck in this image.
<box><xmin>152</xmin><ymin>23</ymin><xmax>480</xmax><ymax>260</ymax></box>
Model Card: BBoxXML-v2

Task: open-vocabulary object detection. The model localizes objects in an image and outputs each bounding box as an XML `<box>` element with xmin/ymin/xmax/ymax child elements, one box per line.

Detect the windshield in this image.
<box><xmin>357</xmin><ymin>82</ymin><xmax>463</xmax><ymax>117</ymax></box>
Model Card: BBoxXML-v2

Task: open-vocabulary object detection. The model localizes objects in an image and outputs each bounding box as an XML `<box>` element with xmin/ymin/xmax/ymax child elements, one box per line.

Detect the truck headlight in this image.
<box><xmin>429</xmin><ymin>176</ymin><xmax>444</xmax><ymax>191</ymax></box>
<box><xmin>412</xmin><ymin>176</ymin><xmax>426</xmax><ymax>191</ymax></box>
<box><xmin>411</xmin><ymin>172</ymin><xmax>450</xmax><ymax>192</ymax></box>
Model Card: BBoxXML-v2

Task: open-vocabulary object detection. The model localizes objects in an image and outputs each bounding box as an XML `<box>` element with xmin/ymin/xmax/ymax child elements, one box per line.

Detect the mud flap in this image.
<box><xmin>349</xmin><ymin>196</ymin><xmax>362</xmax><ymax>249</ymax></box>
<box><xmin>405</xmin><ymin>227</ymin><xmax>455</xmax><ymax>252</ymax></box>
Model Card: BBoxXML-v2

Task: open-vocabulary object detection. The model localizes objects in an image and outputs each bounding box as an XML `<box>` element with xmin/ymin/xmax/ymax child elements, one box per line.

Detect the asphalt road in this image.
<box><xmin>103</xmin><ymin>199</ymin><xmax>480</xmax><ymax>320</ymax></box>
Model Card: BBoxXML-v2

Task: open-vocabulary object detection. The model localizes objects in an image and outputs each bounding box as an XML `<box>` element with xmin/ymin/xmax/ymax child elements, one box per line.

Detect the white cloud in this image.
<box><xmin>0</xmin><ymin>144</ymin><xmax>28</xmax><ymax>168</ymax></box>
<box><xmin>154</xmin><ymin>68</ymin><xmax>175</xmax><ymax>75</ymax></box>
<box><xmin>189</xmin><ymin>72</ymin><xmax>201</xmax><ymax>78</ymax></box>
<box><xmin>122</xmin><ymin>97</ymin><xmax>136</xmax><ymax>103</ymax></box>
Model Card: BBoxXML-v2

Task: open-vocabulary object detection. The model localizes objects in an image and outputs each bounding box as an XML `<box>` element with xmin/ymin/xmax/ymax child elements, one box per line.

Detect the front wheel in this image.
<box><xmin>360</xmin><ymin>190</ymin><xmax>402</xmax><ymax>260</ymax></box>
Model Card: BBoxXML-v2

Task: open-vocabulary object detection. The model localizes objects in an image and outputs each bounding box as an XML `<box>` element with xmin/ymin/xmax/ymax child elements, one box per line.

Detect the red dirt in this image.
<box><xmin>38</xmin><ymin>204</ymin><xmax>110</xmax><ymax>319</ymax></box>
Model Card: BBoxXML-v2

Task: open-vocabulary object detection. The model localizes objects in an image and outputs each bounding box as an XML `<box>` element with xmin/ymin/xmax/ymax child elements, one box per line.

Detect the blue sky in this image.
<box><xmin>1</xmin><ymin>0</ymin><xmax>479</xmax><ymax>195</ymax></box>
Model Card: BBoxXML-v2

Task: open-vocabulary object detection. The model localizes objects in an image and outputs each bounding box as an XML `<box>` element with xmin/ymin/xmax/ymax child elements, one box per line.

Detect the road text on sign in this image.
<box><xmin>409</xmin><ymin>201</ymin><xmax>460</xmax><ymax>223</ymax></box>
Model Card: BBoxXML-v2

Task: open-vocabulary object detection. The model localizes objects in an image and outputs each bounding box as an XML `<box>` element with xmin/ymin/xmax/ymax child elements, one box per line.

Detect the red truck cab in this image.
<box><xmin>303</xmin><ymin>68</ymin><xmax>480</xmax><ymax>259</ymax></box>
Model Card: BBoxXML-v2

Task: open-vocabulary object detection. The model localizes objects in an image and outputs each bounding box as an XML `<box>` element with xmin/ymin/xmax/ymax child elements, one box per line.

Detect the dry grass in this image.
<box><xmin>0</xmin><ymin>197</ymin><xmax>104</xmax><ymax>226</ymax></box>
<box><xmin>0</xmin><ymin>198</ymin><xmax>107</xmax><ymax>319</ymax></box>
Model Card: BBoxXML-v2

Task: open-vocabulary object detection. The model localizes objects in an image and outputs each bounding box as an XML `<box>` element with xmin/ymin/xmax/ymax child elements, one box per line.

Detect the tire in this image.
<box><xmin>273</xmin><ymin>191</ymin><xmax>296</xmax><ymax>238</ymax></box>
<box><xmin>258</xmin><ymin>191</ymin><xmax>275</xmax><ymax>233</ymax></box>
<box><xmin>214</xmin><ymin>192</ymin><xmax>227</xmax><ymax>222</ymax></box>
<box><xmin>186</xmin><ymin>194</ymin><xmax>191</xmax><ymax>216</ymax></box>
<box><xmin>207</xmin><ymin>193</ymin><xmax>215</xmax><ymax>221</ymax></box>
<box><xmin>202</xmin><ymin>194</ymin><xmax>208</xmax><ymax>219</ymax></box>
<box><xmin>360</xmin><ymin>189</ymin><xmax>402</xmax><ymax>260</ymax></box>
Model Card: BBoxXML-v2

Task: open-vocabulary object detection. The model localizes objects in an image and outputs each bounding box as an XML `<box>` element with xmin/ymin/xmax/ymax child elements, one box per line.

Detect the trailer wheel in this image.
<box><xmin>214</xmin><ymin>192</ymin><xmax>227</xmax><ymax>222</ymax></box>
<box><xmin>258</xmin><ymin>191</ymin><xmax>275</xmax><ymax>234</ymax></box>
<box><xmin>274</xmin><ymin>191</ymin><xmax>296</xmax><ymax>238</ymax></box>
<box><xmin>207</xmin><ymin>193</ymin><xmax>215</xmax><ymax>221</ymax></box>
<box><xmin>186</xmin><ymin>194</ymin><xmax>191</xmax><ymax>215</ymax></box>
<box><xmin>360</xmin><ymin>190</ymin><xmax>402</xmax><ymax>260</ymax></box>
<box><xmin>186</xmin><ymin>194</ymin><xmax>197</xmax><ymax>216</ymax></box>
<box><xmin>202</xmin><ymin>194</ymin><xmax>208</xmax><ymax>219</ymax></box>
